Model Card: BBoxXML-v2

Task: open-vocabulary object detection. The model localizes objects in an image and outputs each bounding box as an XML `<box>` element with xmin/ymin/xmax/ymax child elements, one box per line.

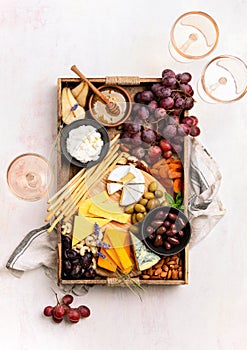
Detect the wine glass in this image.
<box><xmin>197</xmin><ymin>55</ymin><xmax>247</xmax><ymax>103</ymax></box>
<box><xmin>169</xmin><ymin>11</ymin><xmax>219</xmax><ymax>62</ymax></box>
<box><xmin>7</xmin><ymin>153</ymin><xmax>52</xmax><ymax>201</ymax></box>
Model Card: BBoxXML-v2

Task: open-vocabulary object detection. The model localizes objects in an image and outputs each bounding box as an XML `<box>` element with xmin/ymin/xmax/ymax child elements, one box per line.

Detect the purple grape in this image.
<box><xmin>138</xmin><ymin>105</ymin><xmax>150</xmax><ymax>120</ymax></box>
<box><xmin>156</xmin><ymin>87</ymin><xmax>171</xmax><ymax>98</ymax></box>
<box><xmin>128</xmin><ymin>122</ymin><xmax>141</xmax><ymax>134</ymax></box>
<box><xmin>162</xmin><ymin>76</ymin><xmax>176</xmax><ymax>87</ymax></box>
<box><xmin>162</xmin><ymin>125</ymin><xmax>177</xmax><ymax>139</ymax></box>
<box><xmin>167</xmin><ymin>116</ymin><xmax>178</xmax><ymax>125</ymax></box>
<box><xmin>140</xmin><ymin>90</ymin><xmax>154</xmax><ymax>103</ymax></box>
<box><xmin>155</xmin><ymin>107</ymin><xmax>167</xmax><ymax>119</ymax></box>
<box><xmin>160</xmin><ymin>97</ymin><xmax>174</xmax><ymax>109</ymax></box>
<box><xmin>174</xmin><ymin>97</ymin><xmax>185</xmax><ymax>109</ymax></box>
<box><xmin>177</xmin><ymin>123</ymin><xmax>190</xmax><ymax>136</ymax></box>
<box><xmin>134</xmin><ymin>92</ymin><xmax>142</xmax><ymax>103</ymax></box>
<box><xmin>131</xmin><ymin>146</ymin><xmax>145</xmax><ymax>159</ymax></box>
<box><xmin>171</xmin><ymin>91</ymin><xmax>182</xmax><ymax>99</ymax></box>
<box><xmin>63</xmin><ymin>260</ymin><xmax>72</xmax><ymax>273</ymax></box>
<box><xmin>172</xmin><ymin>143</ymin><xmax>182</xmax><ymax>154</ymax></box>
<box><xmin>132</xmin><ymin>133</ymin><xmax>142</xmax><ymax>146</ymax></box>
<box><xmin>172</xmin><ymin>109</ymin><xmax>182</xmax><ymax>116</ymax></box>
<box><xmin>180</xmin><ymin>84</ymin><xmax>194</xmax><ymax>96</ymax></box>
<box><xmin>132</xmin><ymin>103</ymin><xmax>141</xmax><ymax>114</ymax></box>
<box><xmin>190</xmin><ymin>126</ymin><xmax>201</xmax><ymax>136</ymax></box>
<box><xmin>141</xmin><ymin>129</ymin><xmax>156</xmax><ymax>144</ymax></box>
<box><xmin>85</xmin><ymin>267</ymin><xmax>96</xmax><ymax>279</ymax></box>
<box><xmin>121</xmin><ymin>132</ymin><xmax>131</xmax><ymax>143</ymax></box>
<box><xmin>172</xmin><ymin>135</ymin><xmax>184</xmax><ymax>144</ymax></box>
<box><xmin>178</xmin><ymin>72</ymin><xmax>192</xmax><ymax>84</ymax></box>
<box><xmin>162</xmin><ymin>69</ymin><xmax>176</xmax><ymax>78</ymax></box>
<box><xmin>147</xmin><ymin>100</ymin><xmax>158</xmax><ymax>111</ymax></box>
<box><xmin>184</xmin><ymin>97</ymin><xmax>194</xmax><ymax>110</ymax></box>
<box><xmin>151</xmin><ymin>83</ymin><xmax>162</xmax><ymax>94</ymax></box>
<box><xmin>64</xmin><ymin>249</ymin><xmax>77</xmax><ymax>260</ymax></box>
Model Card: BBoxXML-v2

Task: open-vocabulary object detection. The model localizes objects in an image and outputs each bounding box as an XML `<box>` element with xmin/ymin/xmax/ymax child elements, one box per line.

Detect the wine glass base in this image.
<box><xmin>168</xmin><ymin>42</ymin><xmax>194</xmax><ymax>63</ymax></box>
<box><xmin>7</xmin><ymin>153</ymin><xmax>52</xmax><ymax>201</ymax></box>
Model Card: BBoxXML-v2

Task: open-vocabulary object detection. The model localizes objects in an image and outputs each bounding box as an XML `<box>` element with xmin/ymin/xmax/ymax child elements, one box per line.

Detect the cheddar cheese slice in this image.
<box><xmin>101</xmin><ymin>234</ymin><xmax>123</xmax><ymax>269</ymax></box>
<box><xmin>89</xmin><ymin>204</ymin><xmax>130</xmax><ymax>224</ymax></box>
<box><xmin>97</xmin><ymin>248</ymin><xmax>118</xmax><ymax>272</ymax></box>
<box><xmin>105</xmin><ymin>228</ymin><xmax>133</xmax><ymax>273</ymax></box>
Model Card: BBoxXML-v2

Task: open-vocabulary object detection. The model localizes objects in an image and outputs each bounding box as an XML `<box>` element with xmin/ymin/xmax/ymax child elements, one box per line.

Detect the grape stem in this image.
<box><xmin>51</xmin><ymin>288</ymin><xmax>60</xmax><ymax>305</ymax></box>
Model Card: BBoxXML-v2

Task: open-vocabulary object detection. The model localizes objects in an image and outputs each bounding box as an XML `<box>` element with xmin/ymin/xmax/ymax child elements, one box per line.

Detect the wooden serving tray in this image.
<box><xmin>56</xmin><ymin>76</ymin><xmax>189</xmax><ymax>287</ymax></box>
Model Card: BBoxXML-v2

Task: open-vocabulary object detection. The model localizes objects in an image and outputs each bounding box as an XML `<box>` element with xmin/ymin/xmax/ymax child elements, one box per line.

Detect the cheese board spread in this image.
<box><xmin>50</xmin><ymin>67</ymin><xmax>199</xmax><ymax>287</ymax></box>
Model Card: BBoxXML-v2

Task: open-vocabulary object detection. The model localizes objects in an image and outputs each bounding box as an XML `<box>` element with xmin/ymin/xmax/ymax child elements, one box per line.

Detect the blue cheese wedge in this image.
<box><xmin>130</xmin><ymin>233</ymin><xmax>160</xmax><ymax>271</ymax></box>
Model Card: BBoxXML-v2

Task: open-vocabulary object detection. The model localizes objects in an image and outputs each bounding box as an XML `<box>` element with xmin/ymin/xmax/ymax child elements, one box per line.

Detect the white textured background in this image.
<box><xmin>0</xmin><ymin>0</ymin><xmax>246</xmax><ymax>349</ymax></box>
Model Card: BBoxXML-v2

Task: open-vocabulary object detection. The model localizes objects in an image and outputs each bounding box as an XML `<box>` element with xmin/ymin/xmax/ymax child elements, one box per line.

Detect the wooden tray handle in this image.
<box><xmin>105</xmin><ymin>76</ymin><xmax>140</xmax><ymax>85</ymax></box>
<box><xmin>107</xmin><ymin>276</ymin><xmax>140</xmax><ymax>287</ymax></box>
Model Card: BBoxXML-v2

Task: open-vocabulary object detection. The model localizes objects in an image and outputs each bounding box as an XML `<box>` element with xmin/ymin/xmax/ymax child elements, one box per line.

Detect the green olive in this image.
<box><xmin>161</xmin><ymin>200</ymin><xmax>170</xmax><ymax>206</ymax></box>
<box><xmin>147</xmin><ymin>199</ymin><xmax>156</xmax><ymax>211</ymax></box>
<box><xmin>144</xmin><ymin>192</ymin><xmax>155</xmax><ymax>200</ymax></box>
<box><xmin>136</xmin><ymin>213</ymin><xmax>144</xmax><ymax>222</ymax></box>
<box><xmin>148</xmin><ymin>181</ymin><xmax>158</xmax><ymax>192</ymax></box>
<box><xmin>134</xmin><ymin>204</ymin><xmax>146</xmax><ymax>213</ymax></box>
<box><xmin>155</xmin><ymin>190</ymin><xmax>163</xmax><ymax>198</ymax></box>
<box><xmin>131</xmin><ymin>213</ymin><xmax>137</xmax><ymax>224</ymax></box>
<box><xmin>125</xmin><ymin>204</ymin><xmax>135</xmax><ymax>214</ymax></box>
<box><xmin>129</xmin><ymin>224</ymin><xmax>140</xmax><ymax>234</ymax></box>
<box><xmin>154</xmin><ymin>199</ymin><xmax>161</xmax><ymax>207</ymax></box>
<box><xmin>139</xmin><ymin>198</ymin><xmax>148</xmax><ymax>206</ymax></box>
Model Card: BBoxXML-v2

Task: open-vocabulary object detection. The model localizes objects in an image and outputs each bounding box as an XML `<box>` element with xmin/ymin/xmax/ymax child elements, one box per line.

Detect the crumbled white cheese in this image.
<box><xmin>66</xmin><ymin>125</ymin><xmax>103</xmax><ymax>163</ymax></box>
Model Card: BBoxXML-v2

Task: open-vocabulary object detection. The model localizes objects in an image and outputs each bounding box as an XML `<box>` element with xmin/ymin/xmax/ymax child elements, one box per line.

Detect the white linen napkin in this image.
<box><xmin>5</xmin><ymin>137</ymin><xmax>225</xmax><ymax>293</ymax></box>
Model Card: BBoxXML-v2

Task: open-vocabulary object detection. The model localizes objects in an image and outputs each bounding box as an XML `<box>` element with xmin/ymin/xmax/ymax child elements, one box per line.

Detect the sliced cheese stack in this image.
<box><xmin>107</xmin><ymin>165</ymin><xmax>145</xmax><ymax>206</ymax></box>
<box><xmin>98</xmin><ymin>228</ymin><xmax>134</xmax><ymax>274</ymax></box>
<box><xmin>130</xmin><ymin>233</ymin><xmax>160</xmax><ymax>271</ymax></box>
<box><xmin>72</xmin><ymin>191</ymin><xmax>130</xmax><ymax>246</ymax></box>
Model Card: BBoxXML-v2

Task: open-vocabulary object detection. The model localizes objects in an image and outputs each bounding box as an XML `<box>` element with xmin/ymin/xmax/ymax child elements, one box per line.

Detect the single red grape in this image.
<box><xmin>163</xmin><ymin>150</ymin><xmax>173</xmax><ymax>159</ymax></box>
<box><xmin>148</xmin><ymin>145</ymin><xmax>162</xmax><ymax>158</ymax></box>
<box><xmin>190</xmin><ymin>116</ymin><xmax>198</xmax><ymax>126</ymax></box>
<box><xmin>147</xmin><ymin>100</ymin><xmax>158</xmax><ymax>111</ymax></box>
<box><xmin>52</xmin><ymin>315</ymin><xmax>63</xmax><ymax>323</ymax></box>
<box><xmin>62</xmin><ymin>294</ymin><xmax>74</xmax><ymax>306</ymax></box>
<box><xmin>190</xmin><ymin>126</ymin><xmax>201</xmax><ymax>136</ymax></box>
<box><xmin>77</xmin><ymin>305</ymin><xmax>91</xmax><ymax>318</ymax></box>
<box><xmin>177</xmin><ymin>124</ymin><xmax>190</xmax><ymax>136</ymax></box>
<box><xmin>183</xmin><ymin>117</ymin><xmax>194</xmax><ymax>127</ymax></box>
<box><xmin>155</xmin><ymin>108</ymin><xmax>167</xmax><ymax>119</ymax></box>
<box><xmin>43</xmin><ymin>306</ymin><xmax>54</xmax><ymax>317</ymax></box>
<box><xmin>177</xmin><ymin>72</ymin><xmax>192</xmax><ymax>84</ymax></box>
<box><xmin>160</xmin><ymin>97</ymin><xmax>174</xmax><ymax>109</ymax></box>
<box><xmin>159</xmin><ymin>139</ymin><xmax>172</xmax><ymax>152</ymax></box>
<box><xmin>53</xmin><ymin>305</ymin><xmax>65</xmax><ymax>320</ymax></box>
<box><xmin>162</xmin><ymin>69</ymin><xmax>176</xmax><ymax>78</ymax></box>
<box><xmin>66</xmin><ymin>308</ymin><xmax>81</xmax><ymax>323</ymax></box>
<box><xmin>140</xmin><ymin>90</ymin><xmax>154</xmax><ymax>103</ymax></box>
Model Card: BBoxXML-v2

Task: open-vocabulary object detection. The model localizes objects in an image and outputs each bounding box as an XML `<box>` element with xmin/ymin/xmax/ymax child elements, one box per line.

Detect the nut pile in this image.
<box><xmin>141</xmin><ymin>254</ymin><xmax>183</xmax><ymax>280</ymax></box>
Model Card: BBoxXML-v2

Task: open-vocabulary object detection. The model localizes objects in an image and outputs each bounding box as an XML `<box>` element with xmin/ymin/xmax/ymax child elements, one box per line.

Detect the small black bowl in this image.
<box><xmin>141</xmin><ymin>206</ymin><xmax>191</xmax><ymax>257</ymax></box>
<box><xmin>60</xmin><ymin>119</ymin><xmax>110</xmax><ymax>168</ymax></box>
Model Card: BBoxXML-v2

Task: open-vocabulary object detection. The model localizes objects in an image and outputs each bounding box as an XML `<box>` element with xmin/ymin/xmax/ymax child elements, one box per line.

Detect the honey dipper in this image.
<box><xmin>71</xmin><ymin>65</ymin><xmax>120</xmax><ymax>116</ymax></box>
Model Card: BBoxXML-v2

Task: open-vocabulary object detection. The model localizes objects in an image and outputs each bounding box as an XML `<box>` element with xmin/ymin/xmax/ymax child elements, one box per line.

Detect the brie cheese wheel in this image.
<box><xmin>107</xmin><ymin>165</ymin><xmax>145</xmax><ymax>206</ymax></box>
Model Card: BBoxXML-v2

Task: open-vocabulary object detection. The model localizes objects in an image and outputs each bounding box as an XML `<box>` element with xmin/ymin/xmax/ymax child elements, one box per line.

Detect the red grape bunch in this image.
<box><xmin>43</xmin><ymin>290</ymin><xmax>90</xmax><ymax>324</ymax></box>
<box><xmin>120</xmin><ymin>68</ymin><xmax>200</xmax><ymax>164</ymax></box>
